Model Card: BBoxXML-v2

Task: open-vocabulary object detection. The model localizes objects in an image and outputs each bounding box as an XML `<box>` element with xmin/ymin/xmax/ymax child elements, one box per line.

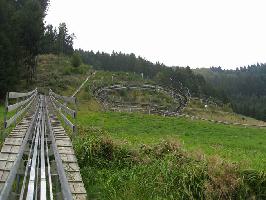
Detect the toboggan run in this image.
<box><xmin>0</xmin><ymin>88</ymin><xmax>87</xmax><ymax>200</ymax></box>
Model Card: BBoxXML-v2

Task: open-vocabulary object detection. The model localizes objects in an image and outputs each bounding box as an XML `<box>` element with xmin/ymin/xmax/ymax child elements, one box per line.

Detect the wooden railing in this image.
<box><xmin>49</xmin><ymin>89</ymin><xmax>77</xmax><ymax>133</ymax></box>
<box><xmin>4</xmin><ymin>88</ymin><xmax>38</xmax><ymax>129</ymax></box>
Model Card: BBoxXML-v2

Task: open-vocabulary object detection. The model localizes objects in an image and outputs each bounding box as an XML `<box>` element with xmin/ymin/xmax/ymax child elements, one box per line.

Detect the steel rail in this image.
<box><xmin>19</xmin><ymin>117</ymin><xmax>39</xmax><ymax>200</ymax></box>
<box><xmin>26</xmin><ymin>103</ymin><xmax>41</xmax><ymax>200</ymax></box>
<box><xmin>44</xmin><ymin>96</ymin><xmax>54</xmax><ymax>200</ymax></box>
<box><xmin>45</xmin><ymin>96</ymin><xmax>74</xmax><ymax>200</ymax></box>
<box><xmin>35</xmin><ymin>128</ymin><xmax>41</xmax><ymax>200</ymax></box>
<box><xmin>40</xmin><ymin>106</ymin><xmax>47</xmax><ymax>200</ymax></box>
<box><xmin>45</xmin><ymin>135</ymin><xmax>54</xmax><ymax>200</ymax></box>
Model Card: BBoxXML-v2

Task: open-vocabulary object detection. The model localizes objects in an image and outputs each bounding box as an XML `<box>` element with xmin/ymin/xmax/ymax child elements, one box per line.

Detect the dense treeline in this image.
<box><xmin>76</xmin><ymin>49</ymin><xmax>227</xmax><ymax>100</ymax></box>
<box><xmin>40</xmin><ymin>23</ymin><xmax>75</xmax><ymax>55</ymax></box>
<box><xmin>0</xmin><ymin>0</ymin><xmax>74</xmax><ymax>99</ymax></box>
<box><xmin>0</xmin><ymin>0</ymin><xmax>49</xmax><ymax>98</ymax></box>
<box><xmin>196</xmin><ymin>64</ymin><xmax>266</xmax><ymax>120</ymax></box>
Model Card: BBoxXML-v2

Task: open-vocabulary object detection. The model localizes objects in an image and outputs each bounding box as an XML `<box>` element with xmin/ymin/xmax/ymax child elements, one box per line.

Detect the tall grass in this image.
<box><xmin>73</xmin><ymin>126</ymin><xmax>266</xmax><ymax>199</ymax></box>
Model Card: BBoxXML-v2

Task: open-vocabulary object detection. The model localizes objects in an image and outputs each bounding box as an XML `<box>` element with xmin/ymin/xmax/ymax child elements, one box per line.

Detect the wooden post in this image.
<box><xmin>14</xmin><ymin>96</ymin><xmax>19</xmax><ymax>125</ymax></box>
<box><xmin>2</xmin><ymin>93</ymin><xmax>8</xmax><ymax>142</ymax></box>
<box><xmin>74</xmin><ymin>97</ymin><xmax>78</xmax><ymax>136</ymax></box>
<box><xmin>4</xmin><ymin>92</ymin><xmax>8</xmax><ymax>129</ymax></box>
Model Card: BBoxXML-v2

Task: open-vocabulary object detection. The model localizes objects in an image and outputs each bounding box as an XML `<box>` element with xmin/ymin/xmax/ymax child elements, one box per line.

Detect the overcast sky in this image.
<box><xmin>45</xmin><ymin>0</ymin><xmax>266</xmax><ymax>69</ymax></box>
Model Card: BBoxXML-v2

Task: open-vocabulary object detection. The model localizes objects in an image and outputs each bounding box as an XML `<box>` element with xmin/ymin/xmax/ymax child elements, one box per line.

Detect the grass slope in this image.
<box><xmin>75</xmin><ymin>110</ymin><xmax>266</xmax><ymax>199</ymax></box>
<box><xmin>77</xmin><ymin>110</ymin><xmax>266</xmax><ymax>170</ymax></box>
<box><xmin>2</xmin><ymin>54</ymin><xmax>264</xmax><ymax>199</ymax></box>
<box><xmin>36</xmin><ymin>54</ymin><xmax>92</xmax><ymax>95</ymax></box>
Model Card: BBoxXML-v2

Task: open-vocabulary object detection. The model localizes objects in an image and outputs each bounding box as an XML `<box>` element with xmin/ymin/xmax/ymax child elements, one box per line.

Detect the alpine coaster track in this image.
<box><xmin>0</xmin><ymin>89</ymin><xmax>86</xmax><ymax>200</ymax></box>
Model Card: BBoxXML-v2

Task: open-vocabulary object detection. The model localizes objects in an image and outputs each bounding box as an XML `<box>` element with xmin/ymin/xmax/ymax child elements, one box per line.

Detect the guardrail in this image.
<box><xmin>49</xmin><ymin>89</ymin><xmax>77</xmax><ymax>133</ymax></box>
<box><xmin>4</xmin><ymin>88</ymin><xmax>38</xmax><ymax>129</ymax></box>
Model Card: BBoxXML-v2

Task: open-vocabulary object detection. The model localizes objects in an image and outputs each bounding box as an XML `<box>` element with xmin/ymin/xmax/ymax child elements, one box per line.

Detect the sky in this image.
<box><xmin>45</xmin><ymin>0</ymin><xmax>266</xmax><ymax>69</ymax></box>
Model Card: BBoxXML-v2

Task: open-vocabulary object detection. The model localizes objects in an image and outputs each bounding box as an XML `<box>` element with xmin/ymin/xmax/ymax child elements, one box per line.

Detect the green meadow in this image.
<box><xmin>77</xmin><ymin>110</ymin><xmax>266</xmax><ymax>170</ymax></box>
<box><xmin>74</xmin><ymin>109</ymin><xmax>266</xmax><ymax>199</ymax></box>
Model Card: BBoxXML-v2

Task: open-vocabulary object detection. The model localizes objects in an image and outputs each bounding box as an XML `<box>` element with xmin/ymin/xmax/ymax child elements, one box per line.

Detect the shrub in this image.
<box><xmin>71</xmin><ymin>53</ymin><xmax>82</xmax><ymax>68</ymax></box>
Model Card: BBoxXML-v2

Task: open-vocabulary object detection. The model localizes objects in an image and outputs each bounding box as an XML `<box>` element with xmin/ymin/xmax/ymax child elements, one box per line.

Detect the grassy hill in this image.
<box><xmin>1</xmin><ymin>54</ymin><xmax>266</xmax><ymax>199</ymax></box>
<box><xmin>36</xmin><ymin>54</ymin><xmax>92</xmax><ymax>95</ymax></box>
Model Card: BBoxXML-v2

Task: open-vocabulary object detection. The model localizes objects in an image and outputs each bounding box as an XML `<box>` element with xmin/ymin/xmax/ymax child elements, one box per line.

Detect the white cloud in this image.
<box><xmin>45</xmin><ymin>0</ymin><xmax>266</xmax><ymax>69</ymax></box>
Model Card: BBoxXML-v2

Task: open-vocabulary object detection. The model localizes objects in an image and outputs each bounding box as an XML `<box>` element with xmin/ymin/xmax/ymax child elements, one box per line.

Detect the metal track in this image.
<box><xmin>0</xmin><ymin>95</ymin><xmax>87</xmax><ymax>200</ymax></box>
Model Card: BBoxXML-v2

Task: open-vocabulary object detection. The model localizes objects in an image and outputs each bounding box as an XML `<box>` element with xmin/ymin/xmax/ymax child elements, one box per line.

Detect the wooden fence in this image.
<box><xmin>49</xmin><ymin>89</ymin><xmax>77</xmax><ymax>133</ymax></box>
<box><xmin>4</xmin><ymin>88</ymin><xmax>38</xmax><ymax>129</ymax></box>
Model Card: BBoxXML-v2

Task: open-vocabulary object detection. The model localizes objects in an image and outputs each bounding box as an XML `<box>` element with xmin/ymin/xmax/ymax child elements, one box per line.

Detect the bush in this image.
<box><xmin>71</xmin><ymin>53</ymin><xmax>82</xmax><ymax>67</ymax></box>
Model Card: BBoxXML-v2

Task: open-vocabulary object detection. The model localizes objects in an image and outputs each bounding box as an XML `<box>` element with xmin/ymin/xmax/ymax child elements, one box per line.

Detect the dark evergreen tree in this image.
<box><xmin>40</xmin><ymin>24</ymin><xmax>57</xmax><ymax>54</ymax></box>
<box><xmin>0</xmin><ymin>0</ymin><xmax>49</xmax><ymax>98</ymax></box>
<box><xmin>57</xmin><ymin>23</ymin><xmax>75</xmax><ymax>55</ymax></box>
<box><xmin>40</xmin><ymin>23</ymin><xmax>75</xmax><ymax>55</ymax></box>
<box><xmin>197</xmin><ymin>64</ymin><xmax>266</xmax><ymax>120</ymax></box>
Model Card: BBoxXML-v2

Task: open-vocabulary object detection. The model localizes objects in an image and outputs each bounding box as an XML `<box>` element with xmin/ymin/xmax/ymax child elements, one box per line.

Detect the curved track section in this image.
<box><xmin>93</xmin><ymin>84</ymin><xmax>191</xmax><ymax>116</ymax></box>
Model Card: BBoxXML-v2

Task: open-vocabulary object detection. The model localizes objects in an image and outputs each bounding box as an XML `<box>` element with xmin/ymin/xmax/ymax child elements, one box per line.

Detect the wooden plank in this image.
<box><xmin>68</xmin><ymin>182</ymin><xmax>86</xmax><ymax>194</ymax></box>
<box><xmin>60</xmin><ymin>154</ymin><xmax>77</xmax><ymax>163</ymax></box>
<box><xmin>0</xmin><ymin>161</ymin><xmax>14</xmax><ymax>171</ymax></box>
<box><xmin>1</xmin><ymin>145</ymin><xmax>20</xmax><ymax>154</ymax></box>
<box><xmin>56</xmin><ymin>140</ymin><xmax>72</xmax><ymax>147</ymax></box>
<box><xmin>57</xmin><ymin>147</ymin><xmax>75</xmax><ymax>155</ymax></box>
<box><xmin>0</xmin><ymin>153</ymin><xmax>17</xmax><ymax>162</ymax></box>
<box><xmin>63</xmin><ymin>163</ymin><xmax>80</xmax><ymax>172</ymax></box>
<box><xmin>73</xmin><ymin>194</ymin><xmax>87</xmax><ymax>200</ymax></box>
<box><xmin>66</xmin><ymin>171</ymin><xmax>83</xmax><ymax>182</ymax></box>
<box><xmin>4</xmin><ymin>138</ymin><xmax>23</xmax><ymax>146</ymax></box>
<box><xmin>0</xmin><ymin>171</ymin><xmax>10</xmax><ymax>182</ymax></box>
